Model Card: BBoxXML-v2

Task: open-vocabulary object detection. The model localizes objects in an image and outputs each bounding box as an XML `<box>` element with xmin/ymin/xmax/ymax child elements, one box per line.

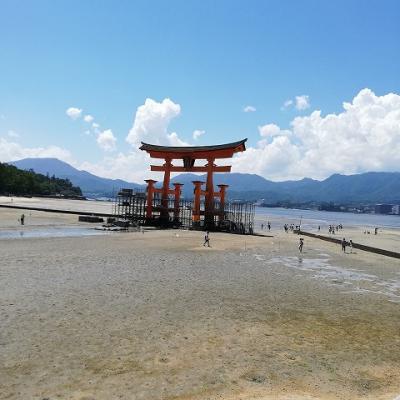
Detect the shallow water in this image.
<box><xmin>256</xmin><ymin>206</ymin><xmax>400</xmax><ymax>230</ymax></box>
<box><xmin>252</xmin><ymin>252</ymin><xmax>400</xmax><ymax>303</ymax></box>
<box><xmin>0</xmin><ymin>226</ymin><xmax>110</xmax><ymax>239</ymax></box>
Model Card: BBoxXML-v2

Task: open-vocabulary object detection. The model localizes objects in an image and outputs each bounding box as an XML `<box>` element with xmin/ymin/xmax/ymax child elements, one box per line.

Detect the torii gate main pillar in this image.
<box><xmin>205</xmin><ymin>158</ymin><xmax>216</xmax><ymax>225</ymax></box>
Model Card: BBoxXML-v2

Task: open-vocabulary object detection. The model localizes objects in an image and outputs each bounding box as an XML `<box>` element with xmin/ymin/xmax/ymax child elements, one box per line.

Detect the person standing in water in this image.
<box><xmin>298</xmin><ymin>238</ymin><xmax>304</xmax><ymax>253</ymax></box>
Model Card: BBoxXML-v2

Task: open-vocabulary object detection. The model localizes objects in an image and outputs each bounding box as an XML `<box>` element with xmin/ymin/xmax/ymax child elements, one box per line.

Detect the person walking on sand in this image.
<box><xmin>298</xmin><ymin>238</ymin><xmax>304</xmax><ymax>253</ymax></box>
<box><xmin>20</xmin><ymin>214</ymin><xmax>25</xmax><ymax>226</ymax></box>
<box><xmin>341</xmin><ymin>238</ymin><xmax>347</xmax><ymax>253</ymax></box>
<box><xmin>267</xmin><ymin>221</ymin><xmax>271</xmax><ymax>231</ymax></box>
<box><xmin>203</xmin><ymin>231</ymin><xmax>210</xmax><ymax>247</ymax></box>
<box><xmin>349</xmin><ymin>239</ymin><xmax>353</xmax><ymax>253</ymax></box>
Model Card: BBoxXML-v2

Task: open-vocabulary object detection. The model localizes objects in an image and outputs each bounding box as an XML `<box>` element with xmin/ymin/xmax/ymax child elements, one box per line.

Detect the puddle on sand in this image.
<box><xmin>253</xmin><ymin>254</ymin><xmax>400</xmax><ymax>303</ymax></box>
<box><xmin>0</xmin><ymin>226</ymin><xmax>111</xmax><ymax>239</ymax></box>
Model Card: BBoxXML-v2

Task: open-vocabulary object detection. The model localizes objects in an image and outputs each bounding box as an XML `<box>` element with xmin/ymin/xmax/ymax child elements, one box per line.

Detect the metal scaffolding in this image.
<box><xmin>113</xmin><ymin>188</ymin><xmax>254</xmax><ymax>234</ymax></box>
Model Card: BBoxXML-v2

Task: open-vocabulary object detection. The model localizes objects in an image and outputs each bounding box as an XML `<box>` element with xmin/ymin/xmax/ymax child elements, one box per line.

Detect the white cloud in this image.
<box><xmin>84</xmin><ymin>114</ymin><xmax>94</xmax><ymax>123</ymax></box>
<box><xmin>281</xmin><ymin>99</ymin><xmax>293</xmax><ymax>110</ymax></box>
<box><xmin>0</xmin><ymin>137</ymin><xmax>75</xmax><ymax>165</ymax></box>
<box><xmin>167</xmin><ymin>132</ymin><xmax>190</xmax><ymax>146</ymax></box>
<box><xmin>66</xmin><ymin>107</ymin><xmax>82</xmax><ymax>120</ymax></box>
<box><xmin>3</xmin><ymin>90</ymin><xmax>399</xmax><ymax>185</ymax></box>
<box><xmin>295</xmin><ymin>95</ymin><xmax>310</xmax><ymax>110</ymax></box>
<box><xmin>7</xmin><ymin>130</ymin><xmax>19</xmax><ymax>138</ymax></box>
<box><xmin>97</xmin><ymin>129</ymin><xmax>117</xmax><ymax>151</ymax></box>
<box><xmin>258</xmin><ymin>123</ymin><xmax>291</xmax><ymax>138</ymax></box>
<box><xmin>281</xmin><ymin>96</ymin><xmax>310</xmax><ymax>111</ymax></box>
<box><xmin>126</xmin><ymin>98</ymin><xmax>183</xmax><ymax>147</ymax></box>
<box><xmin>192</xmin><ymin>129</ymin><xmax>205</xmax><ymax>140</ymax></box>
<box><xmin>0</xmin><ymin>97</ymin><xmax>189</xmax><ymax>183</ymax></box>
<box><xmin>243</xmin><ymin>105</ymin><xmax>256</xmax><ymax>113</ymax></box>
<box><xmin>233</xmin><ymin>88</ymin><xmax>400</xmax><ymax>180</ymax></box>
<box><xmin>233</xmin><ymin>135</ymin><xmax>301</xmax><ymax>178</ymax></box>
<box><xmin>81</xmin><ymin>98</ymin><xmax>189</xmax><ymax>182</ymax></box>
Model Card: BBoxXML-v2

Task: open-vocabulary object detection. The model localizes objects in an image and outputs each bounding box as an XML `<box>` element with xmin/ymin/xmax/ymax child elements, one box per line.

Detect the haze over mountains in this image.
<box><xmin>10</xmin><ymin>158</ymin><xmax>400</xmax><ymax>204</ymax></box>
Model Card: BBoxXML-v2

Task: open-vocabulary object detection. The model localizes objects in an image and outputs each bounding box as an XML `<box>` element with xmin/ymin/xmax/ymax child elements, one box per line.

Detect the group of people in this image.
<box><xmin>203</xmin><ymin>227</ymin><xmax>355</xmax><ymax>255</ymax></box>
<box><xmin>284</xmin><ymin>223</ymin><xmax>300</xmax><ymax>233</ymax></box>
<box><xmin>260</xmin><ymin>221</ymin><xmax>271</xmax><ymax>231</ymax></box>
<box><xmin>298</xmin><ymin>236</ymin><xmax>354</xmax><ymax>254</ymax></box>
<box><xmin>364</xmin><ymin>227</ymin><xmax>379</xmax><ymax>235</ymax></box>
<box><xmin>328</xmin><ymin>224</ymin><xmax>343</xmax><ymax>234</ymax></box>
<box><xmin>341</xmin><ymin>237</ymin><xmax>353</xmax><ymax>253</ymax></box>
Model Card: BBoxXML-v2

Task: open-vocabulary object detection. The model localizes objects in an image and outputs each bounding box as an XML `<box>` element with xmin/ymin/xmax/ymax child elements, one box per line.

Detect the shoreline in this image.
<box><xmin>0</xmin><ymin>203</ymin><xmax>115</xmax><ymax>217</ymax></box>
<box><xmin>1</xmin><ymin>196</ymin><xmax>399</xmax><ymax>256</ymax></box>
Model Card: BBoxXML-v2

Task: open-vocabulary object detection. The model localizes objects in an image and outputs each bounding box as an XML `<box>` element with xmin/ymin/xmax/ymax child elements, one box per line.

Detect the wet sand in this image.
<box><xmin>1</xmin><ymin>195</ymin><xmax>399</xmax><ymax>253</ymax></box>
<box><xmin>255</xmin><ymin>213</ymin><xmax>400</xmax><ymax>254</ymax></box>
<box><xmin>1</xmin><ymin>207</ymin><xmax>400</xmax><ymax>400</ymax></box>
<box><xmin>0</xmin><ymin>196</ymin><xmax>114</xmax><ymax>215</ymax></box>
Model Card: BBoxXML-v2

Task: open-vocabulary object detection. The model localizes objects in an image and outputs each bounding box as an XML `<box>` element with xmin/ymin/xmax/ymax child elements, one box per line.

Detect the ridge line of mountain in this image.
<box><xmin>8</xmin><ymin>157</ymin><xmax>400</xmax><ymax>203</ymax></box>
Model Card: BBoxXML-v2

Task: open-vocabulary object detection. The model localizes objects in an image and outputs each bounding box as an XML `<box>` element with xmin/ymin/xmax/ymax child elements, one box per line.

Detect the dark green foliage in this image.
<box><xmin>0</xmin><ymin>163</ymin><xmax>82</xmax><ymax>197</ymax></box>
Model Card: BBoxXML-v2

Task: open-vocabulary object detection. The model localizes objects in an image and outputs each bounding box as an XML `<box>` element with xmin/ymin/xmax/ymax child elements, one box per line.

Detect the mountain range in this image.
<box><xmin>9</xmin><ymin>158</ymin><xmax>400</xmax><ymax>204</ymax></box>
<box><xmin>10</xmin><ymin>158</ymin><xmax>142</xmax><ymax>197</ymax></box>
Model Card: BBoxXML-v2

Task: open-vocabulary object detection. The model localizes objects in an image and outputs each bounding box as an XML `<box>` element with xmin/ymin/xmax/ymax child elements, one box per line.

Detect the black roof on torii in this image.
<box><xmin>139</xmin><ymin>138</ymin><xmax>247</xmax><ymax>159</ymax></box>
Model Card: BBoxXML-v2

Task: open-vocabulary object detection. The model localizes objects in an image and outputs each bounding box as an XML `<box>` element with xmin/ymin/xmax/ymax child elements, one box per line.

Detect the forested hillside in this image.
<box><xmin>11</xmin><ymin>158</ymin><xmax>141</xmax><ymax>197</ymax></box>
<box><xmin>0</xmin><ymin>163</ymin><xmax>82</xmax><ymax>197</ymax></box>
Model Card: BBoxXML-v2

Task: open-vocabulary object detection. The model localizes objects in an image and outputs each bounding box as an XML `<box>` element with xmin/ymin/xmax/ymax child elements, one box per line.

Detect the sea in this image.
<box><xmin>255</xmin><ymin>206</ymin><xmax>400</xmax><ymax>231</ymax></box>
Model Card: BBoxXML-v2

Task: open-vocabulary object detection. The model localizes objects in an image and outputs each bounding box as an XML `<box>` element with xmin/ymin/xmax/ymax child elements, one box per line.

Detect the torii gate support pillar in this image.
<box><xmin>205</xmin><ymin>158</ymin><xmax>216</xmax><ymax>227</ymax></box>
<box><xmin>192</xmin><ymin>181</ymin><xmax>204</xmax><ymax>224</ymax></box>
<box><xmin>145</xmin><ymin>179</ymin><xmax>157</xmax><ymax>221</ymax></box>
<box><xmin>217</xmin><ymin>184</ymin><xmax>229</xmax><ymax>221</ymax></box>
<box><xmin>173</xmin><ymin>183</ymin><xmax>183</xmax><ymax>221</ymax></box>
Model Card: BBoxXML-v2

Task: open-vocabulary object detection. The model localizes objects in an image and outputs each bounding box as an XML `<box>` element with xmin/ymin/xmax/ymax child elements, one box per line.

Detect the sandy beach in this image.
<box><xmin>254</xmin><ymin>212</ymin><xmax>400</xmax><ymax>254</ymax></box>
<box><xmin>0</xmin><ymin>196</ymin><xmax>114</xmax><ymax>215</ymax></box>
<box><xmin>1</xmin><ymin>204</ymin><xmax>400</xmax><ymax>400</ymax></box>
<box><xmin>1</xmin><ymin>196</ymin><xmax>399</xmax><ymax>253</ymax></box>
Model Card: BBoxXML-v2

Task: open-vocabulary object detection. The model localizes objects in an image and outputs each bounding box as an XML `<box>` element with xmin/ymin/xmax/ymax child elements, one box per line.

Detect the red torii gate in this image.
<box><xmin>140</xmin><ymin>139</ymin><xmax>247</xmax><ymax>225</ymax></box>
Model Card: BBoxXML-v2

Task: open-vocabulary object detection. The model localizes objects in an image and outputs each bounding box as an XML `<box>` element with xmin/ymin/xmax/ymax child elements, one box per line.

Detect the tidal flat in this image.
<box><xmin>1</xmin><ymin>209</ymin><xmax>400</xmax><ymax>400</ymax></box>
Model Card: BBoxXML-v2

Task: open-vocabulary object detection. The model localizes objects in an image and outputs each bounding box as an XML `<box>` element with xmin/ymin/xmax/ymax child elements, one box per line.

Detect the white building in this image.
<box><xmin>392</xmin><ymin>205</ymin><xmax>400</xmax><ymax>215</ymax></box>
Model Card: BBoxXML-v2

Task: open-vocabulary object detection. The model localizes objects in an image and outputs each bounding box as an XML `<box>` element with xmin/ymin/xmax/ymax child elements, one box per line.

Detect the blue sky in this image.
<box><xmin>1</xmin><ymin>0</ymin><xmax>400</xmax><ymax>182</ymax></box>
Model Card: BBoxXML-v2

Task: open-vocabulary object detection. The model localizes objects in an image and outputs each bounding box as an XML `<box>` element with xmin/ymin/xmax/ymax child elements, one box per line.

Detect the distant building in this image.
<box><xmin>375</xmin><ymin>204</ymin><xmax>394</xmax><ymax>214</ymax></box>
